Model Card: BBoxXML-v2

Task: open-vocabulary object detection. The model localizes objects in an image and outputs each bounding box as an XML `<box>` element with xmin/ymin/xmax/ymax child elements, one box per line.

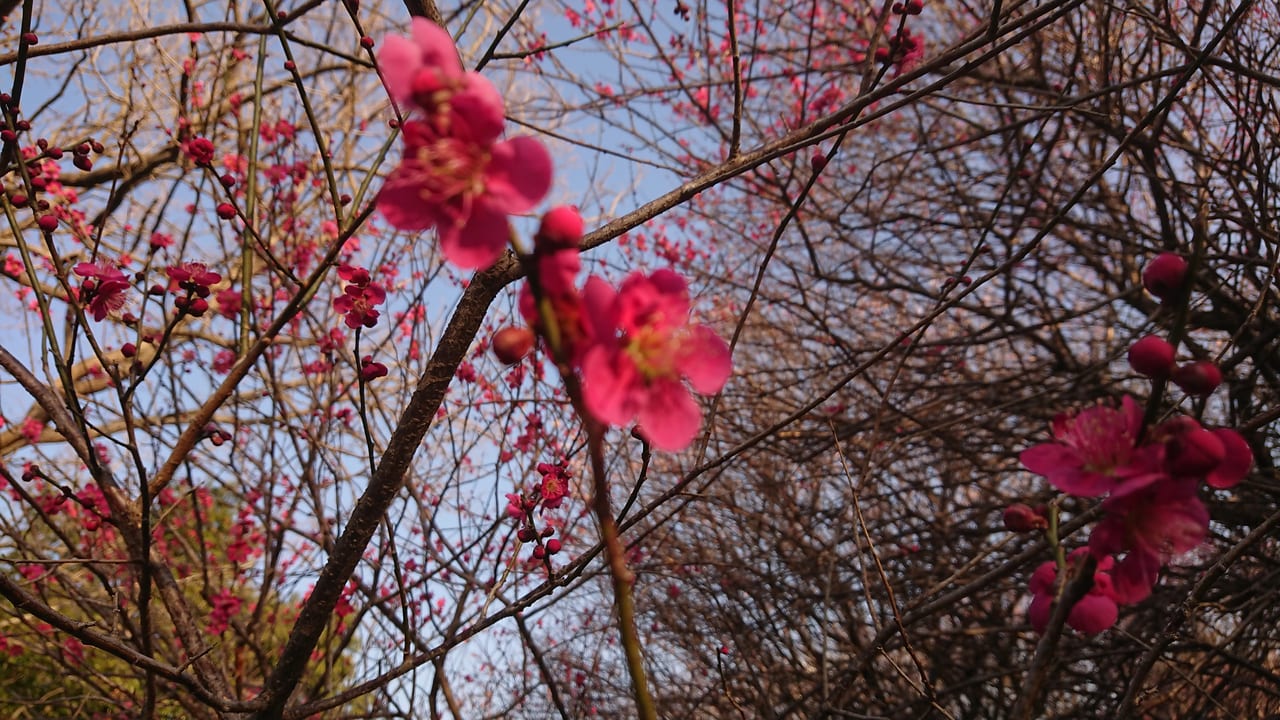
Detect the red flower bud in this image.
<box><xmin>492</xmin><ymin>326</ymin><xmax>535</xmax><ymax>365</ymax></box>
<box><xmin>36</xmin><ymin>214</ymin><xmax>58</xmax><ymax>232</ymax></box>
<box><xmin>360</xmin><ymin>36</ymin><xmax>375</xmax><ymax>49</ymax></box>
<box><xmin>1002</xmin><ymin>503</ymin><xmax>1048</xmax><ymax>533</ymax></box>
<box><xmin>517</xmin><ymin>527</ymin><xmax>537</xmax><ymax>542</ymax></box>
<box><xmin>545</xmin><ymin>538</ymin><xmax>562</xmax><ymax>554</ymax></box>
<box><xmin>1172</xmin><ymin>361</ymin><xmax>1222</xmax><ymax>397</ymax></box>
<box><xmin>1168</xmin><ymin>427</ymin><xmax>1226</xmax><ymax>476</ymax></box>
<box><xmin>1142</xmin><ymin>253</ymin><xmax>1188</xmax><ymax>301</ymax></box>
<box><xmin>216</xmin><ymin>202</ymin><xmax>237</xmax><ymax>219</ymax></box>
<box><xmin>73</xmin><ymin>154</ymin><xmax>93</xmax><ymax>171</ymax></box>
<box><xmin>810</xmin><ymin>151</ymin><xmax>828</xmax><ymax>173</ymax></box>
<box><xmin>1127</xmin><ymin>335</ymin><xmax>1175</xmax><ymax>378</ymax></box>
<box><xmin>536</xmin><ymin>206</ymin><xmax>585</xmax><ymax>250</ymax></box>
<box><xmin>121</xmin><ymin>342</ymin><xmax>137</xmax><ymax>358</ymax></box>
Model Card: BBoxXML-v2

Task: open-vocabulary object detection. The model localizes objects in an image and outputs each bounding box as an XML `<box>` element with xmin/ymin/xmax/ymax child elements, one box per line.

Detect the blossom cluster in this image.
<box><xmin>374</xmin><ymin>21</ymin><xmax>733</xmax><ymax>452</ymax></box>
<box><xmin>1015</xmin><ymin>253</ymin><xmax>1253</xmax><ymax>634</ymax></box>
<box><xmin>376</xmin><ymin>18</ymin><xmax>553</xmax><ymax>270</ymax></box>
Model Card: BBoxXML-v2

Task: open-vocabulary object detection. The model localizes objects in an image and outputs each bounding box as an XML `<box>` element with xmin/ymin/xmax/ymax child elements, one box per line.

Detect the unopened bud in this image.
<box><xmin>1142</xmin><ymin>253</ymin><xmax>1188</xmax><ymax>301</ymax></box>
<box><xmin>1002</xmin><ymin>503</ymin><xmax>1048</xmax><ymax>533</ymax></box>
<box><xmin>492</xmin><ymin>326</ymin><xmax>535</xmax><ymax>364</ymax></box>
<box><xmin>1172</xmin><ymin>360</ymin><xmax>1222</xmax><ymax>397</ymax></box>
<box><xmin>1127</xmin><ymin>335</ymin><xmax>1176</xmax><ymax>378</ymax></box>
<box><xmin>535</xmin><ymin>206</ymin><xmax>585</xmax><ymax>250</ymax></box>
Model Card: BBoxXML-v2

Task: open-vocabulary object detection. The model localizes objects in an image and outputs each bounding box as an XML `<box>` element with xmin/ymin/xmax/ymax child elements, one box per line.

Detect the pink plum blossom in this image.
<box><xmin>378</xmin><ymin>119</ymin><xmax>552</xmax><ymax>270</ymax></box>
<box><xmin>579</xmin><ymin>270</ymin><xmax>732</xmax><ymax>451</ymax></box>
<box><xmin>333</xmin><ymin>266</ymin><xmax>385</xmax><ymax>329</ymax></box>
<box><xmin>378</xmin><ymin>19</ymin><xmax>506</xmax><ymax>141</ymax></box>
<box><xmin>1089</xmin><ymin>475</ymin><xmax>1208</xmax><ymax>604</ymax></box>
<box><xmin>73</xmin><ymin>261</ymin><xmax>131</xmax><ymax>321</ymax></box>
<box><xmin>1020</xmin><ymin>396</ymin><xmax>1153</xmax><ymax>497</ymax></box>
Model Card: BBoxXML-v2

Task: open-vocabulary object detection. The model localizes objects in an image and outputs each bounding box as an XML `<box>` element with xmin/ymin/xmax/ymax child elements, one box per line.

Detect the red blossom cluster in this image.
<box><xmin>374</xmin><ymin>21</ymin><xmax>733</xmax><ymax>452</ymax></box>
<box><xmin>73</xmin><ymin>261</ymin><xmax>131</xmax><ymax>321</ymax></box>
<box><xmin>332</xmin><ymin>264</ymin><xmax>386</xmax><ymax>329</ymax></box>
<box><xmin>167</xmin><ymin>261</ymin><xmax>222</xmax><ymax>317</ymax></box>
<box><xmin>376</xmin><ymin>19</ymin><xmax>553</xmax><ymax>269</ymax></box>
<box><xmin>1016</xmin><ymin>253</ymin><xmax>1253</xmax><ymax>635</ymax></box>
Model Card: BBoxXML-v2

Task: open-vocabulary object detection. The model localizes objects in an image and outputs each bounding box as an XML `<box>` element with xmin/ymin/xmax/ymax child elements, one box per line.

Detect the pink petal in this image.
<box><xmin>1067</xmin><ymin>593</ymin><xmax>1118</xmax><ymax>634</ymax></box>
<box><xmin>1110</xmin><ymin>549</ymin><xmax>1161</xmax><ymax>604</ymax></box>
<box><xmin>378</xmin><ymin>166</ymin><xmax>442</xmax><ymax>230</ymax></box>
<box><xmin>1028</xmin><ymin>592</ymin><xmax>1052</xmax><ymax>633</ymax></box>
<box><xmin>1028</xmin><ymin>561</ymin><xmax>1057</xmax><ymax>595</ymax></box>
<box><xmin>439</xmin><ymin>201</ymin><xmax>510</xmax><ymax>270</ymax></box>
<box><xmin>1143</xmin><ymin>493</ymin><xmax>1208</xmax><ymax>555</ymax></box>
<box><xmin>451</xmin><ymin>74</ymin><xmax>506</xmax><ymax>144</ymax></box>
<box><xmin>581</xmin><ymin>276</ymin><xmax>618</xmax><ymax>341</ymax></box>
<box><xmin>1206</xmin><ymin>429</ymin><xmax>1252</xmax><ymax>489</ymax></box>
<box><xmin>378</xmin><ymin>33</ymin><xmax>425</xmax><ymax>105</ymax></box>
<box><xmin>484</xmin><ymin>136</ymin><xmax>552</xmax><ymax>213</ymax></box>
<box><xmin>678</xmin><ymin>325</ymin><xmax>732</xmax><ymax>394</ymax></box>
<box><xmin>581</xmin><ymin>346</ymin><xmax>639</xmax><ymax>426</ymax></box>
<box><xmin>617</xmin><ymin>270</ymin><xmax>689</xmax><ymax>331</ymax></box>
<box><xmin>408</xmin><ymin>18</ymin><xmax>463</xmax><ymax>78</ymax></box>
<box><xmin>1020</xmin><ymin>445</ymin><xmax>1113</xmax><ymax>497</ymax></box>
<box><xmin>636</xmin><ymin>378</ymin><xmax>702</xmax><ymax>451</ymax></box>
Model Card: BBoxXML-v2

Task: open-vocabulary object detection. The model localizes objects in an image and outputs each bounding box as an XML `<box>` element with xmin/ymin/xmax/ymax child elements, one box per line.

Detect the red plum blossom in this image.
<box><xmin>1020</xmin><ymin>396</ymin><xmax>1151</xmax><ymax>497</ymax></box>
<box><xmin>579</xmin><ymin>269</ymin><xmax>732</xmax><ymax>451</ymax></box>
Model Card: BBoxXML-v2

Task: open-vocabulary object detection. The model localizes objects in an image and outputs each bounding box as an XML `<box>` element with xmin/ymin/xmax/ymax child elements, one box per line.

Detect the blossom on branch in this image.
<box><xmin>1019</xmin><ymin>396</ymin><xmax>1152</xmax><ymax>497</ymax></box>
<box><xmin>377</xmin><ymin>19</ymin><xmax>553</xmax><ymax>270</ymax></box>
<box><xmin>579</xmin><ymin>269</ymin><xmax>732</xmax><ymax>451</ymax></box>
<box><xmin>73</xmin><ymin>261</ymin><xmax>131</xmax><ymax>321</ymax></box>
<box><xmin>333</xmin><ymin>264</ymin><xmax>386</xmax><ymax>329</ymax></box>
<box><xmin>1027</xmin><ymin>550</ymin><xmax>1119</xmax><ymax>635</ymax></box>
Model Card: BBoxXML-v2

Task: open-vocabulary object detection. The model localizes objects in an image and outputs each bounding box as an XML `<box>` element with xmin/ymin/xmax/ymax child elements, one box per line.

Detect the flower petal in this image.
<box><xmin>1067</xmin><ymin>593</ymin><xmax>1118</xmax><ymax>634</ymax></box>
<box><xmin>439</xmin><ymin>201</ymin><xmax>509</xmax><ymax>270</ymax></box>
<box><xmin>484</xmin><ymin>137</ymin><xmax>552</xmax><ymax>213</ymax></box>
<box><xmin>378</xmin><ymin>33</ymin><xmax>425</xmax><ymax>105</ymax></box>
<box><xmin>636</xmin><ymin>377</ymin><xmax>702</xmax><ymax>451</ymax></box>
<box><xmin>679</xmin><ymin>325</ymin><xmax>732</xmax><ymax>394</ymax></box>
<box><xmin>581</xmin><ymin>276</ymin><xmax>618</xmax><ymax>342</ymax></box>
<box><xmin>408</xmin><ymin>18</ymin><xmax>463</xmax><ymax>78</ymax></box>
<box><xmin>378</xmin><ymin>166</ymin><xmax>441</xmax><ymax>230</ymax></box>
<box><xmin>1110</xmin><ymin>549</ymin><xmax>1161</xmax><ymax>604</ymax></box>
<box><xmin>581</xmin><ymin>345</ymin><xmax>639</xmax><ymax>426</ymax></box>
<box><xmin>451</xmin><ymin>74</ymin><xmax>506</xmax><ymax>144</ymax></box>
<box><xmin>1206</xmin><ymin>429</ymin><xmax>1252</xmax><ymax>489</ymax></box>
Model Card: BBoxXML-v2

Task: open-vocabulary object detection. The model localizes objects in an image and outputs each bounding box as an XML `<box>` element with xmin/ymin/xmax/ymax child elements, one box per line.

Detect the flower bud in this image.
<box><xmin>492</xmin><ymin>326</ymin><xmax>535</xmax><ymax>365</ymax></box>
<box><xmin>1002</xmin><ymin>503</ymin><xmax>1048</xmax><ymax>533</ymax></box>
<box><xmin>535</xmin><ymin>206</ymin><xmax>584</xmax><ymax>250</ymax></box>
<box><xmin>1172</xmin><ymin>361</ymin><xmax>1222</xmax><ymax>397</ymax></box>
<box><xmin>1168</xmin><ymin>427</ymin><xmax>1226</xmax><ymax>476</ymax></box>
<box><xmin>216</xmin><ymin>202</ymin><xmax>237</xmax><ymax>219</ymax></box>
<box><xmin>1142</xmin><ymin>253</ymin><xmax>1188</xmax><ymax>301</ymax></box>
<box><xmin>36</xmin><ymin>214</ymin><xmax>58</xmax><ymax>232</ymax></box>
<box><xmin>1127</xmin><ymin>335</ymin><xmax>1175</xmax><ymax>378</ymax></box>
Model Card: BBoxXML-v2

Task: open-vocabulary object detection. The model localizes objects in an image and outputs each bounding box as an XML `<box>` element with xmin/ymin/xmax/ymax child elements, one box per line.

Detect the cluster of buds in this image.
<box><xmin>1127</xmin><ymin>253</ymin><xmax>1223</xmax><ymax>395</ymax></box>
<box><xmin>1013</xmin><ymin>252</ymin><xmax>1253</xmax><ymax>635</ymax></box>
<box><xmin>167</xmin><ymin>262</ymin><xmax>222</xmax><ymax>317</ymax></box>
<box><xmin>506</xmin><ymin>464</ymin><xmax>572</xmax><ymax>561</ymax></box>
